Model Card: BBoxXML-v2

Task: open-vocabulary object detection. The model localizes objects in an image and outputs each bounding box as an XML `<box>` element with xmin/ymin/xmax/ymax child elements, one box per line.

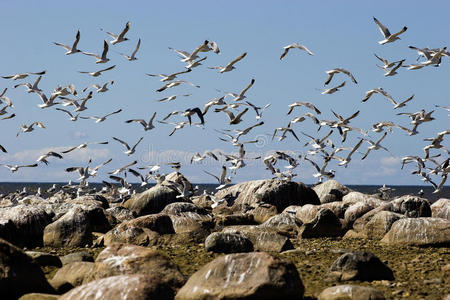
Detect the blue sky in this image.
<box><xmin>0</xmin><ymin>0</ymin><xmax>449</xmax><ymax>187</ymax></box>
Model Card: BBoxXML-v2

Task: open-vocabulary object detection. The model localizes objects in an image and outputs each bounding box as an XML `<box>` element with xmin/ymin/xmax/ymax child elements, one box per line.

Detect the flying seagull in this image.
<box><xmin>146</xmin><ymin>69</ymin><xmax>191</xmax><ymax>82</ymax></box>
<box><xmin>287</xmin><ymin>101</ymin><xmax>321</xmax><ymax>115</ymax></box>
<box><xmin>156</xmin><ymin>80</ymin><xmax>199</xmax><ymax>92</ymax></box>
<box><xmin>62</xmin><ymin>141</ymin><xmax>109</xmax><ymax>154</ymax></box>
<box><xmin>373</xmin><ymin>17</ymin><xmax>407</xmax><ymax>45</ymax></box>
<box><xmin>280</xmin><ymin>43</ymin><xmax>314</xmax><ymax>60</ymax></box>
<box><xmin>209</xmin><ymin>52</ymin><xmax>247</xmax><ymax>73</ymax></box>
<box><xmin>2</xmin><ymin>70</ymin><xmax>46</xmax><ymax>80</ymax></box>
<box><xmin>13</xmin><ymin>75</ymin><xmax>42</xmax><ymax>93</ymax></box>
<box><xmin>36</xmin><ymin>151</ymin><xmax>63</xmax><ymax>165</ymax></box>
<box><xmin>204</xmin><ymin>165</ymin><xmax>231</xmax><ymax>190</ymax></box>
<box><xmin>324</xmin><ymin>68</ymin><xmax>357</xmax><ymax>85</ymax></box>
<box><xmin>1</xmin><ymin>163</ymin><xmax>38</xmax><ymax>173</ymax></box>
<box><xmin>117</xmin><ymin>38</ymin><xmax>140</xmax><ymax>61</ymax></box>
<box><xmin>82</xmin><ymin>40</ymin><xmax>110</xmax><ymax>63</ymax></box>
<box><xmin>17</xmin><ymin>122</ymin><xmax>45</xmax><ymax>137</ymax></box>
<box><xmin>224</xmin><ymin>78</ymin><xmax>255</xmax><ymax>101</ymax></box>
<box><xmin>0</xmin><ymin>145</ymin><xmax>7</xmax><ymax>153</ymax></box>
<box><xmin>156</xmin><ymin>94</ymin><xmax>191</xmax><ymax>102</ymax></box>
<box><xmin>322</xmin><ymin>81</ymin><xmax>346</xmax><ymax>94</ymax></box>
<box><xmin>79</xmin><ymin>65</ymin><xmax>116</xmax><ymax>77</ymax></box>
<box><xmin>113</xmin><ymin>136</ymin><xmax>144</xmax><ymax>156</ymax></box>
<box><xmin>221</xmin><ymin>108</ymin><xmax>249</xmax><ymax>125</ymax></box>
<box><xmin>55</xmin><ymin>108</ymin><xmax>80</xmax><ymax>121</ymax></box>
<box><xmin>104</xmin><ymin>21</ymin><xmax>130</xmax><ymax>45</ymax></box>
<box><xmin>82</xmin><ymin>80</ymin><xmax>114</xmax><ymax>93</ymax></box>
<box><xmin>183</xmin><ymin>107</ymin><xmax>205</xmax><ymax>125</ymax></box>
<box><xmin>54</xmin><ymin>29</ymin><xmax>82</xmax><ymax>55</ymax></box>
<box><xmin>80</xmin><ymin>108</ymin><xmax>122</xmax><ymax>123</ymax></box>
<box><xmin>379</xmin><ymin>59</ymin><xmax>405</xmax><ymax>76</ymax></box>
<box><xmin>125</xmin><ymin>112</ymin><xmax>157</xmax><ymax>131</ymax></box>
<box><xmin>360</xmin><ymin>132</ymin><xmax>392</xmax><ymax>160</ymax></box>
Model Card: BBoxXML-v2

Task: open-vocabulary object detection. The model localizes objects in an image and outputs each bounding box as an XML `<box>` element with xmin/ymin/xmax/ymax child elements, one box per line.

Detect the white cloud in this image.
<box><xmin>380</xmin><ymin>156</ymin><xmax>401</xmax><ymax>167</ymax></box>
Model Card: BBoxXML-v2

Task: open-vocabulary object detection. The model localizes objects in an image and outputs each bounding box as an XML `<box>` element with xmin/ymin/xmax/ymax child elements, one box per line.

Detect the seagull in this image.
<box><xmin>287</xmin><ymin>101</ymin><xmax>321</xmax><ymax>115</ymax></box>
<box><xmin>362</xmin><ymin>87</ymin><xmax>394</xmax><ymax>103</ymax></box>
<box><xmin>65</xmin><ymin>159</ymin><xmax>92</xmax><ymax>182</ymax></box>
<box><xmin>304</xmin><ymin>156</ymin><xmax>335</xmax><ymax>181</ymax></box>
<box><xmin>324</xmin><ymin>68</ymin><xmax>357</xmax><ymax>85</ymax></box>
<box><xmin>391</xmin><ymin>94</ymin><xmax>414</xmax><ymax>109</ymax></box>
<box><xmin>204</xmin><ymin>166</ymin><xmax>231</xmax><ymax>190</ymax></box>
<box><xmin>435</xmin><ymin>105</ymin><xmax>450</xmax><ymax>116</ymax></box>
<box><xmin>88</xmin><ymin>158</ymin><xmax>112</xmax><ymax>177</ymax></box>
<box><xmin>82</xmin><ymin>40</ymin><xmax>110</xmax><ymax>63</ymax></box>
<box><xmin>156</xmin><ymin>94</ymin><xmax>191</xmax><ymax>102</ymax></box>
<box><xmin>0</xmin><ymin>88</ymin><xmax>13</xmax><ymax>107</ymax></box>
<box><xmin>373</xmin><ymin>17</ymin><xmax>407</xmax><ymax>45</ymax></box>
<box><xmin>420</xmin><ymin>47</ymin><xmax>448</xmax><ymax>66</ymax></box>
<box><xmin>125</xmin><ymin>112</ymin><xmax>157</xmax><ymax>131</ymax></box>
<box><xmin>55</xmin><ymin>108</ymin><xmax>80</xmax><ymax>121</ymax></box>
<box><xmin>0</xmin><ymin>144</ymin><xmax>6</xmax><ymax>153</ymax></box>
<box><xmin>360</xmin><ymin>132</ymin><xmax>392</xmax><ymax>160</ymax></box>
<box><xmin>156</xmin><ymin>80</ymin><xmax>200</xmax><ymax>92</ymax></box>
<box><xmin>321</xmin><ymin>81</ymin><xmax>346</xmax><ymax>94</ymax></box>
<box><xmin>184</xmin><ymin>107</ymin><xmax>205</xmax><ymax>125</ymax></box>
<box><xmin>108</xmin><ymin>160</ymin><xmax>138</xmax><ymax>175</ymax></box>
<box><xmin>1</xmin><ymin>163</ymin><xmax>38</xmax><ymax>173</ymax></box>
<box><xmin>209</xmin><ymin>52</ymin><xmax>247</xmax><ymax>73</ymax></box>
<box><xmin>232</xmin><ymin>121</ymin><xmax>264</xmax><ymax>139</ymax></box>
<box><xmin>196</xmin><ymin>40</ymin><xmax>221</xmax><ymax>54</ymax></box>
<box><xmin>54</xmin><ymin>29</ymin><xmax>82</xmax><ymax>55</ymax></box>
<box><xmin>290</xmin><ymin>112</ymin><xmax>319</xmax><ymax>125</ymax></box>
<box><xmin>191</xmin><ymin>151</ymin><xmax>218</xmax><ymax>163</ymax></box>
<box><xmin>104</xmin><ymin>21</ymin><xmax>130</xmax><ymax>45</ymax></box>
<box><xmin>221</xmin><ymin>108</ymin><xmax>249</xmax><ymax>125</ymax></box>
<box><xmin>374</xmin><ymin>53</ymin><xmax>403</xmax><ymax>69</ymax></box>
<box><xmin>127</xmin><ymin>168</ymin><xmax>149</xmax><ymax>186</ymax></box>
<box><xmin>80</xmin><ymin>108</ymin><xmax>122</xmax><ymax>123</ymax></box>
<box><xmin>245</xmin><ymin>101</ymin><xmax>271</xmax><ymax>120</ymax></box>
<box><xmin>184</xmin><ymin>56</ymin><xmax>207</xmax><ymax>69</ymax></box>
<box><xmin>13</xmin><ymin>75</ymin><xmax>42</xmax><ymax>93</ymax></box>
<box><xmin>117</xmin><ymin>38</ymin><xmax>140</xmax><ymax>61</ymax></box>
<box><xmin>2</xmin><ymin>70</ymin><xmax>46</xmax><ymax>80</ymax></box>
<box><xmin>158</xmin><ymin>121</ymin><xmax>190</xmax><ymax>136</ymax></box>
<box><xmin>0</xmin><ymin>106</ymin><xmax>10</xmax><ymax>116</ymax></box>
<box><xmin>379</xmin><ymin>59</ymin><xmax>405</xmax><ymax>76</ymax></box>
<box><xmin>34</xmin><ymin>90</ymin><xmax>61</xmax><ymax>109</ymax></box>
<box><xmin>36</xmin><ymin>151</ymin><xmax>63</xmax><ymax>165</ymax></box>
<box><xmin>336</xmin><ymin>139</ymin><xmax>363</xmax><ymax>167</ymax></box>
<box><xmin>53</xmin><ymin>84</ymin><xmax>77</xmax><ymax>97</ymax></box>
<box><xmin>371</xmin><ymin>121</ymin><xmax>412</xmax><ymax>134</ymax></box>
<box><xmin>60</xmin><ymin>91</ymin><xmax>93</xmax><ymax>112</ymax></box>
<box><xmin>167</xmin><ymin>161</ymin><xmax>181</xmax><ymax>171</ymax></box>
<box><xmin>113</xmin><ymin>136</ymin><xmax>144</xmax><ymax>156</ymax></box>
<box><xmin>301</xmin><ymin>130</ymin><xmax>333</xmax><ymax>150</ymax></box>
<box><xmin>272</xmin><ymin>123</ymin><xmax>300</xmax><ymax>142</ymax></box>
<box><xmin>17</xmin><ymin>122</ymin><xmax>45</xmax><ymax>137</ymax></box>
<box><xmin>423</xmin><ymin>130</ymin><xmax>450</xmax><ymax>158</ymax></box>
<box><xmin>146</xmin><ymin>69</ymin><xmax>191</xmax><ymax>82</ymax></box>
<box><xmin>280</xmin><ymin>43</ymin><xmax>314</xmax><ymax>60</ymax></box>
<box><xmin>223</xmin><ymin>78</ymin><xmax>255</xmax><ymax>102</ymax></box>
<box><xmin>1</xmin><ymin>113</ymin><xmax>15</xmax><ymax>120</ymax></box>
<box><xmin>79</xmin><ymin>65</ymin><xmax>116</xmax><ymax>77</ymax></box>
<box><xmin>168</xmin><ymin>46</ymin><xmax>200</xmax><ymax>63</ymax></box>
<box><xmin>82</xmin><ymin>80</ymin><xmax>114</xmax><ymax>93</ymax></box>
<box><xmin>62</xmin><ymin>141</ymin><xmax>108</xmax><ymax>154</ymax></box>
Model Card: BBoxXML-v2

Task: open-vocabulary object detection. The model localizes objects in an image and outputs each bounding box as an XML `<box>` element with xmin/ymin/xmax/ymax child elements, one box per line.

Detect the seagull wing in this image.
<box><xmin>226</xmin><ymin>52</ymin><xmax>247</xmax><ymax>68</ymax></box>
<box><xmin>204</xmin><ymin>170</ymin><xmax>220</xmax><ymax>183</ymax></box>
<box><xmin>98</xmin><ymin>65</ymin><xmax>116</xmax><ymax>73</ymax></box>
<box><xmin>113</xmin><ymin>137</ymin><xmax>130</xmax><ymax>150</ymax></box>
<box><xmin>373</xmin><ymin>17</ymin><xmax>391</xmax><ymax>38</ymax></box>
<box><xmin>118</xmin><ymin>21</ymin><xmax>130</xmax><ymax>39</ymax></box>
<box><xmin>101</xmin><ymin>40</ymin><xmax>109</xmax><ymax>60</ymax></box>
<box><xmin>131</xmin><ymin>38</ymin><xmax>141</xmax><ymax>57</ymax></box>
<box><xmin>54</xmin><ymin>42</ymin><xmax>71</xmax><ymax>51</ymax></box>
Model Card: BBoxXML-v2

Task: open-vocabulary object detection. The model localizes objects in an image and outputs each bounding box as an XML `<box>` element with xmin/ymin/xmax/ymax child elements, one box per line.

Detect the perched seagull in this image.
<box><xmin>324</xmin><ymin>68</ymin><xmax>357</xmax><ymax>85</ymax></box>
<box><xmin>280</xmin><ymin>43</ymin><xmax>314</xmax><ymax>60</ymax></box>
<box><xmin>373</xmin><ymin>17</ymin><xmax>407</xmax><ymax>45</ymax></box>
<box><xmin>17</xmin><ymin>122</ymin><xmax>45</xmax><ymax>137</ymax></box>
<box><xmin>245</xmin><ymin>101</ymin><xmax>271</xmax><ymax>120</ymax></box>
<box><xmin>2</xmin><ymin>70</ymin><xmax>46</xmax><ymax>80</ymax></box>
<box><xmin>146</xmin><ymin>69</ymin><xmax>191</xmax><ymax>82</ymax></box>
<box><xmin>82</xmin><ymin>40</ymin><xmax>110</xmax><ymax>63</ymax></box>
<box><xmin>113</xmin><ymin>136</ymin><xmax>144</xmax><ymax>156</ymax></box>
<box><xmin>80</xmin><ymin>108</ymin><xmax>122</xmax><ymax>123</ymax></box>
<box><xmin>104</xmin><ymin>21</ymin><xmax>130</xmax><ymax>45</ymax></box>
<box><xmin>36</xmin><ymin>151</ymin><xmax>63</xmax><ymax>165</ymax></box>
<box><xmin>156</xmin><ymin>80</ymin><xmax>199</xmax><ymax>92</ymax></box>
<box><xmin>55</xmin><ymin>108</ymin><xmax>80</xmax><ymax>121</ymax></box>
<box><xmin>13</xmin><ymin>75</ymin><xmax>42</xmax><ymax>93</ymax></box>
<box><xmin>79</xmin><ymin>65</ymin><xmax>116</xmax><ymax>77</ymax></box>
<box><xmin>62</xmin><ymin>141</ymin><xmax>109</xmax><ymax>154</ymax></box>
<box><xmin>221</xmin><ymin>108</ymin><xmax>249</xmax><ymax>125</ymax></box>
<box><xmin>191</xmin><ymin>151</ymin><xmax>218</xmax><ymax>163</ymax></box>
<box><xmin>156</xmin><ymin>94</ymin><xmax>191</xmax><ymax>102</ymax></box>
<box><xmin>360</xmin><ymin>132</ymin><xmax>392</xmax><ymax>160</ymax></box>
<box><xmin>287</xmin><ymin>101</ymin><xmax>321</xmax><ymax>115</ymax></box>
<box><xmin>362</xmin><ymin>87</ymin><xmax>394</xmax><ymax>103</ymax></box>
<box><xmin>108</xmin><ymin>160</ymin><xmax>138</xmax><ymax>175</ymax></box>
<box><xmin>125</xmin><ymin>112</ymin><xmax>157</xmax><ymax>131</ymax></box>
<box><xmin>204</xmin><ymin>166</ymin><xmax>231</xmax><ymax>190</ymax></box>
<box><xmin>183</xmin><ymin>107</ymin><xmax>205</xmax><ymax>125</ymax></box>
<box><xmin>117</xmin><ymin>38</ymin><xmax>140</xmax><ymax>61</ymax></box>
<box><xmin>379</xmin><ymin>59</ymin><xmax>405</xmax><ymax>76</ymax></box>
<box><xmin>1</xmin><ymin>163</ymin><xmax>38</xmax><ymax>173</ymax></box>
<box><xmin>209</xmin><ymin>52</ymin><xmax>247</xmax><ymax>73</ymax></box>
<box><xmin>321</xmin><ymin>81</ymin><xmax>346</xmax><ymax>94</ymax></box>
<box><xmin>54</xmin><ymin>30</ymin><xmax>82</xmax><ymax>55</ymax></box>
<box><xmin>374</xmin><ymin>53</ymin><xmax>403</xmax><ymax>69</ymax></box>
<box><xmin>82</xmin><ymin>80</ymin><xmax>114</xmax><ymax>93</ymax></box>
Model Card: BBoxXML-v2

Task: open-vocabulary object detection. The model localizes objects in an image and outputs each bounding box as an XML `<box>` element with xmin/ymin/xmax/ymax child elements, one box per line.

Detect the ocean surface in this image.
<box><xmin>0</xmin><ymin>182</ymin><xmax>448</xmax><ymax>203</ymax></box>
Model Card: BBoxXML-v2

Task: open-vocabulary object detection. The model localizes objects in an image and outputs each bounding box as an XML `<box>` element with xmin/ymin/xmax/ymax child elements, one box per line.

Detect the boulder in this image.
<box><xmin>327</xmin><ymin>251</ymin><xmax>394</xmax><ymax>281</ymax></box>
<box><xmin>105</xmin><ymin>206</ymin><xmax>136</xmax><ymax>223</ymax></box>
<box><xmin>0</xmin><ymin>205</ymin><xmax>53</xmax><ymax>247</ymax></box>
<box><xmin>295</xmin><ymin>204</ymin><xmax>320</xmax><ymax>223</ymax></box>
<box><xmin>49</xmin><ymin>261</ymin><xmax>95</xmax><ymax>293</ymax></box>
<box><xmin>161</xmin><ymin>202</ymin><xmax>214</xmax><ymax>234</ymax></box>
<box><xmin>299</xmin><ymin>208</ymin><xmax>342</xmax><ymax>238</ymax></box>
<box><xmin>222</xmin><ymin>225</ymin><xmax>293</xmax><ymax>252</ymax></box>
<box><xmin>247</xmin><ymin>203</ymin><xmax>279</xmax><ymax>223</ymax></box>
<box><xmin>342</xmin><ymin>191</ymin><xmax>384</xmax><ymax>206</ymax></box>
<box><xmin>18</xmin><ymin>294</ymin><xmax>59</xmax><ymax>300</ymax></box>
<box><xmin>313</xmin><ymin>180</ymin><xmax>351</xmax><ymax>203</ymax></box>
<box><xmin>360</xmin><ymin>211</ymin><xmax>405</xmax><ymax>239</ymax></box>
<box><xmin>318</xmin><ymin>285</ymin><xmax>385</xmax><ymax>300</ymax></box>
<box><xmin>431</xmin><ymin>198</ymin><xmax>450</xmax><ymax>220</ymax></box>
<box><xmin>60</xmin><ymin>251</ymin><xmax>94</xmax><ymax>265</ymax></box>
<box><xmin>124</xmin><ymin>184</ymin><xmax>181</xmax><ymax>216</ymax></box>
<box><xmin>25</xmin><ymin>251</ymin><xmax>62</xmax><ymax>267</ymax></box>
<box><xmin>0</xmin><ymin>238</ymin><xmax>54</xmax><ymax>299</ymax></box>
<box><xmin>43</xmin><ymin>206</ymin><xmax>110</xmax><ymax>247</ymax></box>
<box><xmin>175</xmin><ymin>252</ymin><xmax>304</xmax><ymax>300</ymax></box>
<box><xmin>214</xmin><ymin>213</ymin><xmax>256</xmax><ymax>226</ymax></box>
<box><xmin>215</xmin><ymin>179</ymin><xmax>319</xmax><ymax>214</ymax></box>
<box><xmin>259</xmin><ymin>212</ymin><xmax>302</xmax><ymax>236</ymax></box>
<box><xmin>344</xmin><ymin>201</ymin><xmax>378</xmax><ymax>226</ymax></box>
<box><xmin>103</xmin><ymin>214</ymin><xmax>174</xmax><ymax>246</ymax></box>
<box><xmin>205</xmin><ymin>232</ymin><xmax>253</xmax><ymax>253</ymax></box>
<box><xmin>60</xmin><ymin>274</ymin><xmax>177</xmax><ymax>300</ymax></box>
<box><xmin>84</xmin><ymin>243</ymin><xmax>185</xmax><ymax>291</ymax></box>
<box><xmin>380</xmin><ymin>218</ymin><xmax>450</xmax><ymax>246</ymax></box>
<box><xmin>321</xmin><ymin>201</ymin><xmax>348</xmax><ymax>219</ymax></box>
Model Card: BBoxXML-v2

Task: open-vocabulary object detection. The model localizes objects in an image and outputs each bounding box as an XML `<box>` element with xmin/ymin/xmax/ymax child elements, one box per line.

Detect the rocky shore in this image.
<box><xmin>0</xmin><ymin>175</ymin><xmax>449</xmax><ymax>299</ymax></box>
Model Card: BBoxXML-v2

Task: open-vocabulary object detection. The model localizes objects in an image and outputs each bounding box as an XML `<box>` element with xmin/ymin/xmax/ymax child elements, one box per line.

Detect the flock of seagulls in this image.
<box><xmin>0</xmin><ymin>16</ymin><xmax>449</xmax><ymax>202</ymax></box>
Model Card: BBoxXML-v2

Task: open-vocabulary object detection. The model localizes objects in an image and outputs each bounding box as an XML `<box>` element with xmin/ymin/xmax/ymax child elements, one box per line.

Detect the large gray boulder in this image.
<box><xmin>161</xmin><ymin>202</ymin><xmax>214</xmax><ymax>234</ymax></box>
<box><xmin>318</xmin><ymin>285</ymin><xmax>385</xmax><ymax>300</ymax></box>
<box><xmin>299</xmin><ymin>208</ymin><xmax>343</xmax><ymax>238</ymax></box>
<box><xmin>175</xmin><ymin>252</ymin><xmax>304</xmax><ymax>300</ymax></box>
<box><xmin>124</xmin><ymin>184</ymin><xmax>181</xmax><ymax>216</ymax></box>
<box><xmin>49</xmin><ymin>261</ymin><xmax>94</xmax><ymax>293</ymax></box>
<box><xmin>205</xmin><ymin>232</ymin><xmax>253</xmax><ymax>253</ymax></box>
<box><xmin>381</xmin><ymin>217</ymin><xmax>450</xmax><ymax>246</ymax></box>
<box><xmin>214</xmin><ymin>179</ymin><xmax>319</xmax><ymax>214</ymax></box>
<box><xmin>313</xmin><ymin>180</ymin><xmax>351</xmax><ymax>203</ymax></box>
<box><xmin>431</xmin><ymin>198</ymin><xmax>450</xmax><ymax>220</ymax></box>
